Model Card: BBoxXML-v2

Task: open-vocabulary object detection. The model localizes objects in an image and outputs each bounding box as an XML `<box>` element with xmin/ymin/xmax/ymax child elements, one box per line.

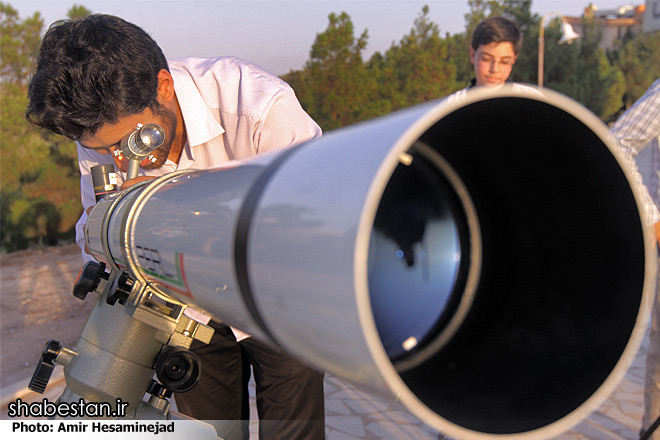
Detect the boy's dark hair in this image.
<box><xmin>26</xmin><ymin>14</ymin><xmax>169</xmax><ymax>140</ymax></box>
<box><xmin>471</xmin><ymin>17</ymin><xmax>523</xmax><ymax>55</ymax></box>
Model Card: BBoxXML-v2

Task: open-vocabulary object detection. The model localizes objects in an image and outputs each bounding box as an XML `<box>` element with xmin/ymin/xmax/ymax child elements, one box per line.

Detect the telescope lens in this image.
<box><xmin>136</xmin><ymin>123</ymin><xmax>165</xmax><ymax>152</ymax></box>
<box><xmin>368</xmin><ymin>148</ymin><xmax>468</xmax><ymax>361</ymax></box>
<box><xmin>120</xmin><ymin>123</ymin><xmax>166</xmax><ymax>157</ymax></box>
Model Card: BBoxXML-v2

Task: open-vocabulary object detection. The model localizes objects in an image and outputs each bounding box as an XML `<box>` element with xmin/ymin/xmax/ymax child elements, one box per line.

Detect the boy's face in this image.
<box><xmin>469</xmin><ymin>41</ymin><xmax>517</xmax><ymax>87</ymax></box>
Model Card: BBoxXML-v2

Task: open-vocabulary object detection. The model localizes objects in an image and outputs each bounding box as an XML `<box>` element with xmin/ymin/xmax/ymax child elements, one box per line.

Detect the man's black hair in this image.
<box><xmin>26</xmin><ymin>14</ymin><xmax>169</xmax><ymax>140</ymax></box>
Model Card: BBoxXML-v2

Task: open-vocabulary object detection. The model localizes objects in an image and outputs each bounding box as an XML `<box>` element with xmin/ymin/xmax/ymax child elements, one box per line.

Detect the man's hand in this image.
<box><xmin>121</xmin><ymin>176</ymin><xmax>155</xmax><ymax>190</ymax></box>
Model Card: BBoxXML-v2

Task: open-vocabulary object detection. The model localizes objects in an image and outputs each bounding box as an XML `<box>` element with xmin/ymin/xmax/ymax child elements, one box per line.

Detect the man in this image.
<box><xmin>444</xmin><ymin>16</ymin><xmax>537</xmax><ymax>104</ymax></box>
<box><xmin>26</xmin><ymin>14</ymin><xmax>325</xmax><ymax>440</ymax></box>
<box><xmin>610</xmin><ymin>78</ymin><xmax>660</xmax><ymax>440</ymax></box>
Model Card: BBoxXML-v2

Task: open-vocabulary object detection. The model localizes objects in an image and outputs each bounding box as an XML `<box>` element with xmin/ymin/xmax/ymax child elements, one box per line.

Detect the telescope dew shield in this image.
<box><xmin>85</xmin><ymin>87</ymin><xmax>655</xmax><ymax>439</ymax></box>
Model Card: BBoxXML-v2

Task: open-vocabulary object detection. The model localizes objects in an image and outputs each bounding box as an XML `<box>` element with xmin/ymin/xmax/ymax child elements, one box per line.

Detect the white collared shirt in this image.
<box><xmin>75</xmin><ymin>56</ymin><xmax>322</xmax><ymax>260</ymax></box>
<box><xmin>441</xmin><ymin>81</ymin><xmax>542</xmax><ymax>106</ymax></box>
<box><xmin>610</xmin><ymin>78</ymin><xmax>660</xmax><ymax>228</ymax></box>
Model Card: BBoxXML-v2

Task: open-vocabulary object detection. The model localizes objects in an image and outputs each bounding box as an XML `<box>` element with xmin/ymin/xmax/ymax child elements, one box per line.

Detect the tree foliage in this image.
<box><xmin>283</xmin><ymin>12</ymin><xmax>380</xmax><ymax>130</ymax></box>
<box><xmin>1</xmin><ymin>1</ymin><xmax>658</xmax><ymax>252</ymax></box>
<box><xmin>285</xmin><ymin>1</ymin><xmax>655</xmax><ymax>132</ymax></box>
<box><xmin>376</xmin><ymin>5</ymin><xmax>456</xmax><ymax>111</ymax></box>
<box><xmin>610</xmin><ymin>29</ymin><xmax>660</xmax><ymax>112</ymax></box>
<box><xmin>1</xmin><ymin>3</ymin><xmax>89</xmax><ymax>251</ymax></box>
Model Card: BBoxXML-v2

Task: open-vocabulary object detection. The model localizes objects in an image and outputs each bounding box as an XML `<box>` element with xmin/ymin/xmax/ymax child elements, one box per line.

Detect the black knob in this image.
<box><xmin>154</xmin><ymin>347</ymin><xmax>202</xmax><ymax>393</ymax></box>
<box><xmin>73</xmin><ymin>261</ymin><xmax>109</xmax><ymax>300</ymax></box>
<box><xmin>107</xmin><ymin>271</ymin><xmax>133</xmax><ymax>305</ymax></box>
<box><xmin>28</xmin><ymin>340</ymin><xmax>61</xmax><ymax>394</ymax></box>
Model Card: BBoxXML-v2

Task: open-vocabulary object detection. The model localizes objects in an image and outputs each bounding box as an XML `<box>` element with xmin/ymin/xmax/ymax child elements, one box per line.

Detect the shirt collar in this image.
<box><xmin>170</xmin><ymin>65</ymin><xmax>225</xmax><ymax>147</ymax></box>
<box><xmin>469</xmin><ymin>78</ymin><xmax>508</xmax><ymax>91</ymax></box>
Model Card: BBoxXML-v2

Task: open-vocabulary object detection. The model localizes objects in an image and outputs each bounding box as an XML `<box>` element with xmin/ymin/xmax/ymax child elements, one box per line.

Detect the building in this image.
<box><xmin>564</xmin><ymin>3</ymin><xmax>646</xmax><ymax>50</ymax></box>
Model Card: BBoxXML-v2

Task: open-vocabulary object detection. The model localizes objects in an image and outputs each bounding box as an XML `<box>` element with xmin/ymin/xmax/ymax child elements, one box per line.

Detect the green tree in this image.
<box><xmin>542</xmin><ymin>15</ymin><xmax>624</xmax><ymax>120</ymax></box>
<box><xmin>464</xmin><ymin>0</ymin><xmax>503</xmax><ymax>35</ymax></box>
<box><xmin>376</xmin><ymin>5</ymin><xmax>456</xmax><ymax>110</ymax></box>
<box><xmin>574</xmin><ymin>17</ymin><xmax>624</xmax><ymax>120</ymax></box>
<box><xmin>611</xmin><ymin>30</ymin><xmax>660</xmax><ymax>111</ymax></box>
<box><xmin>283</xmin><ymin>12</ymin><xmax>380</xmax><ymax>130</ymax></box>
<box><xmin>501</xmin><ymin>0</ymin><xmax>537</xmax><ymax>85</ymax></box>
<box><xmin>1</xmin><ymin>3</ymin><xmax>87</xmax><ymax>251</ymax></box>
<box><xmin>446</xmin><ymin>31</ymin><xmax>471</xmax><ymax>89</ymax></box>
<box><xmin>539</xmin><ymin>18</ymin><xmax>582</xmax><ymax>92</ymax></box>
<box><xmin>67</xmin><ymin>4</ymin><xmax>91</xmax><ymax>20</ymax></box>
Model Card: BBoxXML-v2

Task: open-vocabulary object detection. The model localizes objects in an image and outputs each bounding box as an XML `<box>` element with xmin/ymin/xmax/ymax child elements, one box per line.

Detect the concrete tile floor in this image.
<box><xmin>1</xmin><ymin>326</ymin><xmax>650</xmax><ymax>440</ymax></box>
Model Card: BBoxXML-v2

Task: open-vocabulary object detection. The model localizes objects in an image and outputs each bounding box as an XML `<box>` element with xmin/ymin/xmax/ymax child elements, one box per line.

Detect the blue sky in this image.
<box><xmin>13</xmin><ymin>0</ymin><xmax>638</xmax><ymax>75</ymax></box>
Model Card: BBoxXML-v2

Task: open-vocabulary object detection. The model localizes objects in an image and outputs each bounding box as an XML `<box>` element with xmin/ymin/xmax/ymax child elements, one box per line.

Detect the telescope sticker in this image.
<box><xmin>136</xmin><ymin>246</ymin><xmax>194</xmax><ymax>299</ymax></box>
<box><xmin>136</xmin><ymin>246</ymin><xmax>171</xmax><ymax>276</ymax></box>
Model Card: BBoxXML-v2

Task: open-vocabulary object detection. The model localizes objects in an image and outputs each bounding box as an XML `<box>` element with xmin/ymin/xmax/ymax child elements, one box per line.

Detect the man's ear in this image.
<box><xmin>469</xmin><ymin>46</ymin><xmax>476</xmax><ymax>65</ymax></box>
<box><xmin>156</xmin><ymin>69</ymin><xmax>175</xmax><ymax>104</ymax></box>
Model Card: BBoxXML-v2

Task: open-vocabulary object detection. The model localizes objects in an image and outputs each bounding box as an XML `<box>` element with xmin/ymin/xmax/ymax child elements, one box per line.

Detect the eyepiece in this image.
<box><xmin>137</xmin><ymin>123</ymin><xmax>165</xmax><ymax>151</ymax></box>
<box><xmin>120</xmin><ymin>123</ymin><xmax>166</xmax><ymax>158</ymax></box>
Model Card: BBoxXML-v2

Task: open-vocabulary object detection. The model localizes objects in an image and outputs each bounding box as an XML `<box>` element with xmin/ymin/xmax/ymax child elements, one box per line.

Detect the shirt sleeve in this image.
<box><xmin>255</xmin><ymin>88</ymin><xmax>322</xmax><ymax>153</ymax></box>
<box><xmin>610</xmin><ymin>79</ymin><xmax>660</xmax><ymax>227</ymax></box>
<box><xmin>75</xmin><ymin>143</ymin><xmax>123</xmax><ymax>262</ymax></box>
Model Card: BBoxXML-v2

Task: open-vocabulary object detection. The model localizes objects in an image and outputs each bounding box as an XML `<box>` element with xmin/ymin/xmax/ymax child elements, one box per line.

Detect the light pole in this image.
<box><xmin>538</xmin><ymin>13</ymin><xmax>580</xmax><ymax>87</ymax></box>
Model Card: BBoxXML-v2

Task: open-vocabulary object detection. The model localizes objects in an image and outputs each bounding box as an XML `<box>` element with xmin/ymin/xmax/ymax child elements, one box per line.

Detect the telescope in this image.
<box><xmin>120</xmin><ymin>122</ymin><xmax>166</xmax><ymax>179</ymax></box>
<box><xmin>28</xmin><ymin>86</ymin><xmax>655</xmax><ymax>439</ymax></box>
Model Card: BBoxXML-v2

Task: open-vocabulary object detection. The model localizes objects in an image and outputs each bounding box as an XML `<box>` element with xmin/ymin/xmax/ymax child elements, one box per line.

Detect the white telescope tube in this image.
<box><xmin>85</xmin><ymin>86</ymin><xmax>656</xmax><ymax>439</ymax></box>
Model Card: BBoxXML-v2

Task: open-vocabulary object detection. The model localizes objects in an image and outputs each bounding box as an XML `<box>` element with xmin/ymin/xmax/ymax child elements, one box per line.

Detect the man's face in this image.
<box><xmin>469</xmin><ymin>41</ymin><xmax>517</xmax><ymax>88</ymax></box>
<box><xmin>79</xmin><ymin>104</ymin><xmax>177</xmax><ymax>171</ymax></box>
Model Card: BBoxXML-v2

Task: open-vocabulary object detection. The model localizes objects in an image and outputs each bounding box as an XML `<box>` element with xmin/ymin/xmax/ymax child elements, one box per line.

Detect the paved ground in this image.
<box><xmin>0</xmin><ymin>244</ymin><xmax>95</xmax><ymax>390</ymax></box>
<box><xmin>0</xmin><ymin>244</ymin><xmax>652</xmax><ymax>439</ymax></box>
